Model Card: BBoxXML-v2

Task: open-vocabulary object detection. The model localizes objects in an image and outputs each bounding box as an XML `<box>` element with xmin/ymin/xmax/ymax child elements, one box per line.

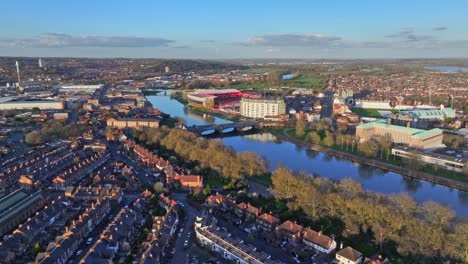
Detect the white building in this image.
<box><xmin>240</xmin><ymin>97</ymin><xmax>286</xmax><ymax>119</ymax></box>
<box><xmin>392</xmin><ymin>146</ymin><xmax>467</xmax><ymax>173</ymax></box>
<box><xmin>336</xmin><ymin>247</ymin><xmax>363</xmax><ymax>264</ymax></box>
<box><xmin>0</xmin><ymin>100</ymin><xmax>64</xmax><ymax>110</ymax></box>
<box><xmin>56</xmin><ymin>84</ymin><xmax>103</xmax><ymax>94</ymax></box>
<box><xmin>195</xmin><ymin>220</ymin><xmax>275</xmax><ymax>264</ymax></box>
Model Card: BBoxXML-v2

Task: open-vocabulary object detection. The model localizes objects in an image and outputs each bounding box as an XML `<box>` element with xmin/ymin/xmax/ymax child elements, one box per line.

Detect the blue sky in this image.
<box><xmin>1</xmin><ymin>0</ymin><xmax>467</xmax><ymax>59</ymax></box>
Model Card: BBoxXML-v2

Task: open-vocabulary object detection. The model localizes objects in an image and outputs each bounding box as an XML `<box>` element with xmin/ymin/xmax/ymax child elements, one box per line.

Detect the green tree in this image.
<box><xmin>32</xmin><ymin>242</ymin><xmax>42</xmax><ymax>256</ymax></box>
<box><xmin>203</xmin><ymin>184</ymin><xmax>211</xmax><ymax>196</ymax></box>
<box><xmin>295</xmin><ymin>119</ymin><xmax>306</xmax><ymax>137</ymax></box>
<box><xmin>402</xmin><ymin>151</ymin><xmax>423</xmax><ymax>170</ymax></box>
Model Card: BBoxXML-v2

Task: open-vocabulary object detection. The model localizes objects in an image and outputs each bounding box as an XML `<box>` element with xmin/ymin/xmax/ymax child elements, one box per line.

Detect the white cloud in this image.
<box><xmin>247</xmin><ymin>34</ymin><xmax>341</xmax><ymax>47</ymax></box>
<box><xmin>1</xmin><ymin>33</ymin><xmax>174</xmax><ymax>48</ymax></box>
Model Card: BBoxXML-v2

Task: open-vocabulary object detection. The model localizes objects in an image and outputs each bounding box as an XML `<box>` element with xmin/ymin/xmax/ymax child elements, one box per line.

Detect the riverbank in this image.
<box><xmin>147</xmin><ymin>94</ymin><xmax>468</xmax><ymax>217</ymax></box>
<box><xmin>272</xmin><ymin>128</ymin><xmax>468</xmax><ymax>192</ymax></box>
<box><xmin>186</xmin><ymin>104</ymin><xmax>240</xmax><ymax>122</ymax></box>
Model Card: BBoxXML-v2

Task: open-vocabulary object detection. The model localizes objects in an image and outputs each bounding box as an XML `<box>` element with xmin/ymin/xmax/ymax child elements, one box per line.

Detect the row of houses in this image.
<box><xmin>0</xmin><ymin>192</ymin><xmax>63</xmax><ymax>263</ymax></box>
<box><xmin>124</xmin><ymin>140</ymin><xmax>203</xmax><ymax>190</ymax></box>
<box><xmin>195</xmin><ymin>217</ymin><xmax>284</xmax><ymax>264</ymax></box>
<box><xmin>35</xmin><ymin>198</ymin><xmax>112</xmax><ymax>264</ymax></box>
<box><xmin>206</xmin><ymin>194</ymin><xmax>337</xmax><ymax>254</ymax></box>
<box><xmin>65</xmin><ymin>186</ymin><xmax>123</xmax><ymax>203</ymax></box>
<box><xmin>139</xmin><ymin>194</ymin><xmax>180</xmax><ymax>264</ymax></box>
<box><xmin>52</xmin><ymin>152</ymin><xmax>109</xmax><ymax>190</ymax></box>
<box><xmin>79</xmin><ymin>206</ymin><xmax>140</xmax><ymax>263</ymax></box>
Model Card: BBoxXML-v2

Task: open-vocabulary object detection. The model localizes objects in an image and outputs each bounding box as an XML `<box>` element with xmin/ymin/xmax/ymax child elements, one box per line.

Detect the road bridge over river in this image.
<box><xmin>187</xmin><ymin>121</ymin><xmax>261</xmax><ymax>135</ymax></box>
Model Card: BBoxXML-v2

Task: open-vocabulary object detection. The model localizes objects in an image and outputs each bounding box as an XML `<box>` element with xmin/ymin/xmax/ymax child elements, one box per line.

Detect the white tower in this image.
<box><xmin>15</xmin><ymin>61</ymin><xmax>21</xmax><ymax>83</ymax></box>
<box><xmin>39</xmin><ymin>58</ymin><xmax>43</xmax><ymax>68</ymax></box>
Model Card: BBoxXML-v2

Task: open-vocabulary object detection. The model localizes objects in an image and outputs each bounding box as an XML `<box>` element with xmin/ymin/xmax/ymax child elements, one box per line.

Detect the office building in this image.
<box><xmin>240</xmin><ymin>97</ymin><xmax>286</xmax><ymax>119</ymax></box>
<box><xmin>356</xmin><ymin>119</ymin><xmax>444</xmax><ymax>149</ymax></box>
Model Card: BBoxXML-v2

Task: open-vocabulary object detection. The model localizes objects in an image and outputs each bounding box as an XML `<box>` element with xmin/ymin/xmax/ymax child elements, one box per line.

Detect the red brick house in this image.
<box><xmin>302</xmin><ymin>228</ymin><xmax>336</xmax><ymax>254</ymax></box>
<box><xmin>275</xmin><ymin>220</ymin><xmax>303</xmax><ymax>243</ymax></box>
<box><xmin>256</xmin><ymin>213</ymin><xmax>280</xmax><ymax>231</ymax></box>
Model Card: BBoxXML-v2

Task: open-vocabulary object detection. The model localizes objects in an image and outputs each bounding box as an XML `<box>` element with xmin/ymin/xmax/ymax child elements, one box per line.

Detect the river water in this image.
<box><xmin>147</xmin><ymin>93</ymin><xmax>468</xmax><ymax>217</ymax></box>
<box><xmin>424</xmin><ymin>66</ymin><xmax>468</xmax><ymax>73</ymax></box>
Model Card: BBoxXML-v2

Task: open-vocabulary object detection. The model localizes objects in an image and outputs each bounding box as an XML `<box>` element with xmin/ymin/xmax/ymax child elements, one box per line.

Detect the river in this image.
<box><xmin>424</xmin><ymin>66</ymin><xmax>468</xmax><ymax>73</ymax></box>
<box><xmin>147</xmin><ymin>93</ymin><xmax>468</xmax><ymax>217</ymax></box>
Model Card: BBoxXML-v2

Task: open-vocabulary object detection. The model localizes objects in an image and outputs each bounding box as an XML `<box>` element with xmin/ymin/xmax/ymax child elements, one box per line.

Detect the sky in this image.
<box><xmin>0</xmin><ymin>0</ymin><xmax>467</xmax><ymax>59</ymax></box>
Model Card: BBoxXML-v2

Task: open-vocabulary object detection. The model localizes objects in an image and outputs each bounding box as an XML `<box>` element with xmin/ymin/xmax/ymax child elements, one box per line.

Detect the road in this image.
<box><xmin>107</xmin><ymin>144</ymin><xmax>157</xmax><ymax>186</ymax></box>
<box><xmin>169</xmin><ymin>192</ymin><xmax>202</xmax><ymax>264</ymax></box>
<box><xmin>68</xmin><ymin>193</ymin><xmax>140</xmax><ymax>264</ymax></box>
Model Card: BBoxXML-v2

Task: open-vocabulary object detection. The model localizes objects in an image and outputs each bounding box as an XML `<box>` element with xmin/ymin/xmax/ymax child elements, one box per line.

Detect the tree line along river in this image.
<box><xmin>147</xmin><ymin>93</ymin><xmax>468</xmax><ymax>217</ymax></box>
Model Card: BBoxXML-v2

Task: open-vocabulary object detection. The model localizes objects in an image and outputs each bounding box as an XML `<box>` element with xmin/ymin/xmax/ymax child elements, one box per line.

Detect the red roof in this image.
<box><xmin>258</xmin><ymin>213</ymin><xmax>280</xmax><ymax>225</ymax></box>
<box><xmin>276</xmin><ymin>220</ymin><xmax>303</xmax><ymax>234</ymax></box>
<box><xmin>303</xmin><ymin>228</ymin><xmax>334</xmax><ymax>249</ymax></box>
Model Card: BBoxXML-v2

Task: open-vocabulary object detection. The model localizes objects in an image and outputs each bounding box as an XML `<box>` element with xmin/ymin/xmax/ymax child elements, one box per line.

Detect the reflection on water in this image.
<box><xmin>305</xmin><ymin>149</ymin><xmax>319</xmax><ymax>159</ymax></box>
<box><xmin>357</xmin><ymin>165</ymin><xmax>376</xmax><ymax>180</ymax></box>
<box><xmin>147</xmin><ymin>94</ymin><xmax>468</xmax><ymax>217</ymax></box>
<box><xmin>183</xmin><ymin>107</ymin><xmax>216</xmax><ymax>124</ymax></box>
<box><xmin>242</xmin><ymin>133</ymin><xmax>277</xmax><ymax>142</ymax></box>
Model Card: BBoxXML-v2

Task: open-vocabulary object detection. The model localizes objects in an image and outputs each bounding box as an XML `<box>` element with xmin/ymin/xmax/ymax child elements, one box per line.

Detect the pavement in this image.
<box><xmin>108</xmin><ymin>144</ymin><xmax>157</xmax><ymax>186</ymax></box>
<box><xmin>169</xmin><ymin>192</ymin><xmax>202</xmax><ymax>264</ymax></box>
<box><xmin>214</xmin><ymin>217</ymin><xmax>295</xmax><ymax>263</ymax></box>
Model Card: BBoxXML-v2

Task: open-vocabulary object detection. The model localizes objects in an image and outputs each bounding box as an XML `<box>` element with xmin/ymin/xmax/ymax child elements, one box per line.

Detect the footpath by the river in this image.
<box><xmin>276</xmin><ymin>130</ymin><xmax>468</xmax><ymax>192</ymax></box>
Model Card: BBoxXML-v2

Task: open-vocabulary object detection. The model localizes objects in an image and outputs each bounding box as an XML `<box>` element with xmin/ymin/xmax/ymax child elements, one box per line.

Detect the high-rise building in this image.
<box><xmin>165</xmin><ymin>66</ymin><xmax>170</xmax><ymax>73</ymax></box>
<box><xmin>240</xmin><ymin>97</ymin><xmax>286</xmax><ymax>119</ymax></box>
<box><xmin>38</xmin><ymin>58</ymin><xmax>44</xmax><ymax>68</ymax></box>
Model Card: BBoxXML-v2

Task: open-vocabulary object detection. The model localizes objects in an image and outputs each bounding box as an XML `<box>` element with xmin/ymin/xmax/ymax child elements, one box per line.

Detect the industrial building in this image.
<box><xmin>0</xmin><ymin>189</ymin><xmax>45</xmax><ymax>237</ymax></box>
<box><xmin>392</xmin><ymin>107</ymin><xmax>456</xmax><ymax>129</ymax></box>
<box><xmin>56</xmin><ymin>84</ymin><xmax>103</xmax><ymax>94</ymax></box>
<box><xmin>356</xmin><ymin>119</ymin><xmax>444</xmax><ymax>149</ymax></box>
<box><xmin>240</xmin><ymin>97</ymin><xmax>286</xmax><ymax>119</ymax></box>
<box><xmin>0</xmin><ymin>99</ymin><xmax>64</xmax><ymax>110</ymax></box>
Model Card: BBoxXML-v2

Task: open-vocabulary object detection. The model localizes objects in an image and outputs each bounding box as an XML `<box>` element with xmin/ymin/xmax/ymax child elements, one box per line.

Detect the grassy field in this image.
<box><xmin>239</xmin><ymin>67</ymin><xmax>281</xmax><ymax>74</ymax></box>
<box><xmin>350</xmin><ymin>108</ymin><xmax>398</xmax><ymax>118</ymax></box>
<box><xmin>285</xmin><ymin>75</ymin><xmax>325</xmax><ymax>88</ymax></box>
<box><xmin>248</xmin><ymin>173</ymin><xmax>272</xmax><ymax>187</ymax></box>
<box><xmin>230</xmin><ymin>82</ymin><xmax>273</xmax><ymax>90</ymax></box>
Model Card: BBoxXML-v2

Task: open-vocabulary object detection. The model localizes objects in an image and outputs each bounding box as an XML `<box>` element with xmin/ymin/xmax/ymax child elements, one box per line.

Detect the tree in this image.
<box><xmin>306</xmin><ymin>131</ymin><xmax>321</xmax><ymax>144</ymax></box>
<box><xmin>402</xmin><ymin>151</ymin><xmax>423</xmax><ymax>171</ymax></box>
<box><xmin>422</xmin><ymin>201</ymin><xmax>455</xmax><ymax>227</ymax></box>
<box><xmin>203</xmin><ymin>184</ymin><xmax>211</xmax><ymax>196</ymax></box>
<box><xmin>31</xmin><ymin>107</ymin><xmax>41</xmax><ymax>114</ymax></box>
<box><xmin>339</xmin><ymin>178</ymin><xmax>362</xmax><ymax>200</ymax></box>
<box><xmin>295</xmin><ymin>119</ymin><xmax>306</xmax><ymax>137</ymax></box>
<box><xmin>246</xmin><ymin>232</ymin><xmax>255</xmax><ymax>242</ymax></box>
<box><xmin>32</xmin><ymin>242</ymin><xmax>42</xmax><ymax>256</ymax></box>
<box><xmin>359</xmin><ymin>139</ymin><xmax>379</xmax><ymax>158</ymax></box>
<box><xmin>153</xmin><ymin>182</ymin><xmax>165</xmax><ymax>194</ymax></box>
<box><xmin>322</xmin><ymin>132</ymin><xmax>335</xmax><ymax>146</ymax></box>
<box><xmin>391</xmin><ymin>193</ymin><xmax>418</xmax><ymax>216</ymax></box>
